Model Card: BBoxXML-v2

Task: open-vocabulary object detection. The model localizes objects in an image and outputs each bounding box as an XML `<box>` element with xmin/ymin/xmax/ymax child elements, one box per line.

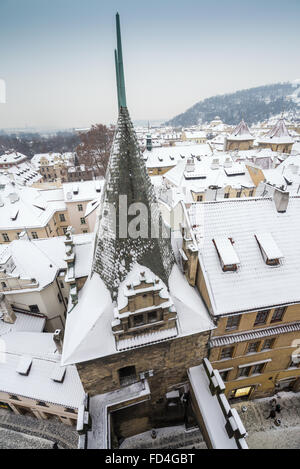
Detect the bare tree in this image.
<box><xmin>76</xmin><ymin>124</ymin><xmax>114</xmax><ymax>178</ymax></box>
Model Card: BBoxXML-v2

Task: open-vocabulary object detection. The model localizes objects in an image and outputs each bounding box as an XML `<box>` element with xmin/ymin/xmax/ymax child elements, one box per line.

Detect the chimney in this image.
<box><xmin>0</xmin><ymin>294</ymin><xmax>16</xmax><ymax>324</ymax></box>
<box><xmin>53</xmin><ymin>329</ymin><xmax>64</xmax><ymax>354</ymax></box>
<box><xmin>273</xmin><ymin>188</ymin><xmax>289</xmax><ymax>213</ymax></box>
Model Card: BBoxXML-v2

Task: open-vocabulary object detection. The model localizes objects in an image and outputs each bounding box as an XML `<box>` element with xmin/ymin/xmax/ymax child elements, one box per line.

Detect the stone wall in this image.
<box><xmin>77</xmin><ymin>331</ymin><xmax>210</xmax><ymax>428</ymax></box>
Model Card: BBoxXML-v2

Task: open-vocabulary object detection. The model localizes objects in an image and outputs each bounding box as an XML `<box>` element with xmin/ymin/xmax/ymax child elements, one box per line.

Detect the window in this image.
<box><xmin>57</xmin><ymin>293</ymin><xmax>62</xmax><ymax>304</ymax></box>
<box><xmin>59</xmin><ymin>214</ymin><xmax>66</xmax><ymax>222</ymax></box>
<box><xmin>226</xmin><ymin>315</ymin><xmax>241</xmax><ymax>331</ymax></box>
<box><xmin>249</xmin><ymin>190</ymin><xmax>254</xmax><ymax>197</ymax></box>
<box><xmin>31</xmin><ymin>232</ymin><xmax>38</xmax><ymax>239</ymax></box>
<box><xmin>197</xmin><ymin>195</ymin><xmax>203</xmax><ymax>202</ymax></box>
<box><xmin>271</xmin><ymin>307</ymin><xmax>286</xmax><ymax>323</ymax></box>
<box><xmin>148</xmin><ymin>311</ymin><xmax>158</xmax><ymax>323</ymax></box>
<box><xmin>2</xmin><ymin>233</ymin><xmax>10</xmax><ymax>242</ymax></box>
<box><xmin>83</xmin><ymin>230</ymin><xmax>88</xmax><ymax>233</ymax></box>
<box><xmin>220</xmin><ymin>346</ymin><xmax>234</xmax><ymax>360</ymax></box>
<box><xmin>64</xmin><ymin>408</ymin><xmax>76</xmax><ymax>414</ymax></box>
<box><xmin>213</xmin><ymin>237</ymin><xmax>240</xmax><ymax>272</ymax></box>
<box><xmin>255</xmin><ymin>233</ymin><xmax>283</xmax><ymax>266</ymax></box>
<box><xmin>236</xmin><ymin>191</ymin><xmax>242</xmax><ymax>198</ymax></box>
<box><xmin>289</xmin><ymin>359</ymin><xmax>300</xmax><ymax>369</ymax></box>
<box><xmin>254</xmin><ymin>310</ymin><xmax>270</xmax><ymax>326</ymax></box>
<box><xmin>1</xmin><ymin>282</ymin><xmax>7</xmax><ymax>289</ymax></box>
<box><xmin>29</xmin><ymin>305</ymin><xmax>40</xmax><ymax>314</ymax></box>
<box><xmin>262</xmin><ymin>338</ymin><xmax>275</xmax><ymax>350</ymax></box>
<box><xmin>238</xmin><ymin>366</ymin><xmax>252</xmax><ymax>378</ymax></box>
<box><xmin>247</xmin><ymin>341</ymin><xmax>260</xmax><ymax>354</ymax></box>
<box><xmin>118</xmin><ymin>366</ymin><xmax>137</xmax><ymax>386</ymax></box>
<box><xmin>59</xmin><ymin>281</ymin><xmax>64</xmax><ymax>289</ymax></box>
<box><xmin>224</xmin><ymin>193</ymin><xmax>230</xmax><ymax>199</ymax></box>
<box><xmin>36</xmin><ymin>401</ymin><xmax>48</xmax><ymax>407</ymax></box>
<box><xmin>78</xmin><ymin>204</ymin><xmax>83</xmax><ymax>212</ymax></box>
<box><xmin>219</xmin><ymin>370</ymin><xmax>229</xmax><ymax>381</ymax></box>
<box><xmin>133</xmin><ymin>314</ymin><xmax>144</xmax><ymax>327</ymax></box>
<box><xmin>80</xmin><ymin>218</ymin><xmax>86</xmax><ymax>225</ymax></box>
<box><xmin>252</xmin><ymin>363</ymin><xmax>265</xmax><ymax>375</ymax></box>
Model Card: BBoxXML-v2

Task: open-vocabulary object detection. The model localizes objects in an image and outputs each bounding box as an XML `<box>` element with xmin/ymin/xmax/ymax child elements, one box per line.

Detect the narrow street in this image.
<box><xmin>233</xmin><ymin>391</ymin><xmax>300</xmax><ymax>449</ymax></box>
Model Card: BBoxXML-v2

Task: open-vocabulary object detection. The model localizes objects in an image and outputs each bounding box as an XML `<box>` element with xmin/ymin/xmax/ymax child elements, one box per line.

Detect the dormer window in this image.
<box><xmin>213</xmin><ymin>237</ymin><xmax>240</xmax><ymax>272</ymax></box>
<box><xmin>255</xmin><ymin>233</ymin><xmax>283</xmax><ymax>266</ymax></box>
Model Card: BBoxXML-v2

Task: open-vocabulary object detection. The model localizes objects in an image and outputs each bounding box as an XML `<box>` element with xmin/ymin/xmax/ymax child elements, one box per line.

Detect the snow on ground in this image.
<box><xmin>233</xmin><ymin>391</ymin><xmax>300</xmax><ymax>449</ymax></box>
<box><xmin>120</xmin><ymin>391</ymin><xmax>300</xmax><ymax>449</ymax></box>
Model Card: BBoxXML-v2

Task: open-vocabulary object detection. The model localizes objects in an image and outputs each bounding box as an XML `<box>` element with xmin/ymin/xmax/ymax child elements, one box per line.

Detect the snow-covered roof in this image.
<box><xmin>0</xmin><ymin>161</ymin><xmax>42</xmax><ymax>187</ymax></box>
<box><xmin>184</xmin><ymin>131</ymin><xmax>206</xmax><ymax>139</ymax></box>
<box><xmin>0</xmin><ymin>152</ymin><xmax>28</xmax><ymax>166</ymax></box>
<box><xmin>162</xmin><ymin>155</ymin><xmax>254</xmax><ymax>203</ymax></box>
<box><xmin>62</xmin><ymin>263</ymin><xmax>214</xmax><ymax>366</ymax></box>
<box><xmin>227</xmin><ymin>120</ymin><xmax>254</xmax><ymax>141</ymax></box>
<box><xmin>63</xmin><ymin>180</ymin><xmax>104</xmax><ymax>203</ymax></box>
<box><xmin>0</xmin><ymin>331</ymin><xmax>84</xmax><ymax>408</ymax></box>
<box><xmin>0</xmin><ymin>182</ymin><xmax>66</xmax><ymax>231</ymax></box>
<box><xmin>258</xmin><ymin>119</ymin><xmax>294</xmax><ymax>145</ymax></box>
<box><xmin>0</xmin><ymin>234</ymin><xmax>93</xmax><ymax>293</ymax></box>
<box><xmin>143</xmin><ymin>144</ymin><xmax>212</xmax><ymax>169</ymax></box>
<box><xmin>31</xmin><ymin>152</ymin><xmax>75</xmax><ymax>168</ymax></box>
<box><xmin>188</xmin><ymin>197</ymin><xmax>300</xmax><ymax>316</ymax></box>
<box><xmin>0</xmin><ymin>312</ymin><xmax>45</xmax><ymax>337</ymax></box>
<box><xmin>255</xmin><ymin>153</ymin><xmax>300</xmax><ymax>195</ymax></box>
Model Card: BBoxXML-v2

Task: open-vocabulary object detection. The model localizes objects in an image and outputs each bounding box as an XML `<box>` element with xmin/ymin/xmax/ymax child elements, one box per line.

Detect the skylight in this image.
<box><xmin>255</xmin><ymin>232</ymin><xmax>283</xmax><ymax>266</ymax></box>
<box><xmin>213</xmin><ymin>237</ymin><xmax>240</xmax><ymax>272</ymax></box>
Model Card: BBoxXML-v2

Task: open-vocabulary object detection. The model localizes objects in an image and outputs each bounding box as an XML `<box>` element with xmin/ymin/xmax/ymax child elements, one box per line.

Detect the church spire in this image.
<box><xmin>93</xmin><ymin>15</ymin><xmax>175</xmax><ymax>295</ymax></box>
<box><xmin>115</xmin><ymin>13</ymin><xmax>127</xmax><ymax>108</ymax></box>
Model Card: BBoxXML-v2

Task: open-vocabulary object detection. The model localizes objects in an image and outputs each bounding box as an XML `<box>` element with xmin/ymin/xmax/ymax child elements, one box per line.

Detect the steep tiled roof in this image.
<box><xmin>93</xmin><ymin>107</ymin><xmax>175</xmax><ymax>294</ymax></box>
<box><xmin>228</xmin><ymin>120</ymin><xmax>254</xmax><ymax>141</ymax></box>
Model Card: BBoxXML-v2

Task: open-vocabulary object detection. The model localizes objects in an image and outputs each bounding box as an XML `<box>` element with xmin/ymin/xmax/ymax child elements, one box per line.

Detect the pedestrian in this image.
<box><xmin>275</xmin><ymin>404</ymin><xmax>281</xmax><ymax>413</ymax></box>
<box><xmin>266</xmin><ymin>409</ymin><xmax>276</xmax><ymax>419</ymax></box>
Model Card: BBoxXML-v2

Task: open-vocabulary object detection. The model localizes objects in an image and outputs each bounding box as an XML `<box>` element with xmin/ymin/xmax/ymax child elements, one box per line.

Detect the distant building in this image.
<box><xmin>0</xmin><ymin>313</ymin><xmax>84</xmax><ymax>425</ymax></box>
<box><xmin>0</xmin><ymin>233</ymin><xmax>92</xmax><ymax>330</ymax></box>
<box><xmin>181</xmin><ymin>130</ymin><xmax>207</xmax><ymax>144</ymax></box>
<box><xmin>257</xmin><ymin>118</ymin><xmax>294</xmax><ymax>154</ymax></box>
<box><xmin>143</xmin><ymin>143</ymin><xmax>213</xmax><ymax>176</ymax></box>
<box><xmin>0</xmin><ymin>151</ymin><xmax>28</xmax><ymax>169</ymax></box>
<box><xmin>224</xmin><ymin>120</ymin><xmax>255</xmax><ymax>151</ymax></box>
<box><xmin>0</xmin><ymin>179</ymin><xmax>101</xmax><ymax>243</ymax></box>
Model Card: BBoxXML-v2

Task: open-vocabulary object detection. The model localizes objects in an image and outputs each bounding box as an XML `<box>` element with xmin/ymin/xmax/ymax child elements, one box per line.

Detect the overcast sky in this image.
<box><xmin>0</xmin><ymin>0</ymin><xmax>300</xmax><ymax>130</ymax></box>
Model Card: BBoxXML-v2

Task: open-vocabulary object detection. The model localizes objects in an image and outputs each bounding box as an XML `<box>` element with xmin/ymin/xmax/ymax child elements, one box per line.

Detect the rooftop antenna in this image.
<box><xmin>115</xmin><ymin>13</ymin><xmax>127</xmax><ymax>109</ymax></box>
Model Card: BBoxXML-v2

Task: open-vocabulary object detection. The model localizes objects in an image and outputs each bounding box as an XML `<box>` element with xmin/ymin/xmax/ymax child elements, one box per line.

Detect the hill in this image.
<box><xmin>165</xmin><ymin>81</ymin><xmax>300</xmax><ymax>127</ymax></box>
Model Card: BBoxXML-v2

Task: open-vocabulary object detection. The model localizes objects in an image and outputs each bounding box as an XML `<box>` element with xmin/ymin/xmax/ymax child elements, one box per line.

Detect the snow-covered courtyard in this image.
<box><xmin>120</xmin><ymin>391</ymin><xmax>300</xmax><ymax>450</ymax></box>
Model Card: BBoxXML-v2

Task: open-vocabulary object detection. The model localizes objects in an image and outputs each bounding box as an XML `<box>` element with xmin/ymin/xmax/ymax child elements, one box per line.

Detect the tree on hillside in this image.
<box><xmin>76</xmin><ymin>124</ymin><xmax>115</xmax><ymax>178</ymax></box>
